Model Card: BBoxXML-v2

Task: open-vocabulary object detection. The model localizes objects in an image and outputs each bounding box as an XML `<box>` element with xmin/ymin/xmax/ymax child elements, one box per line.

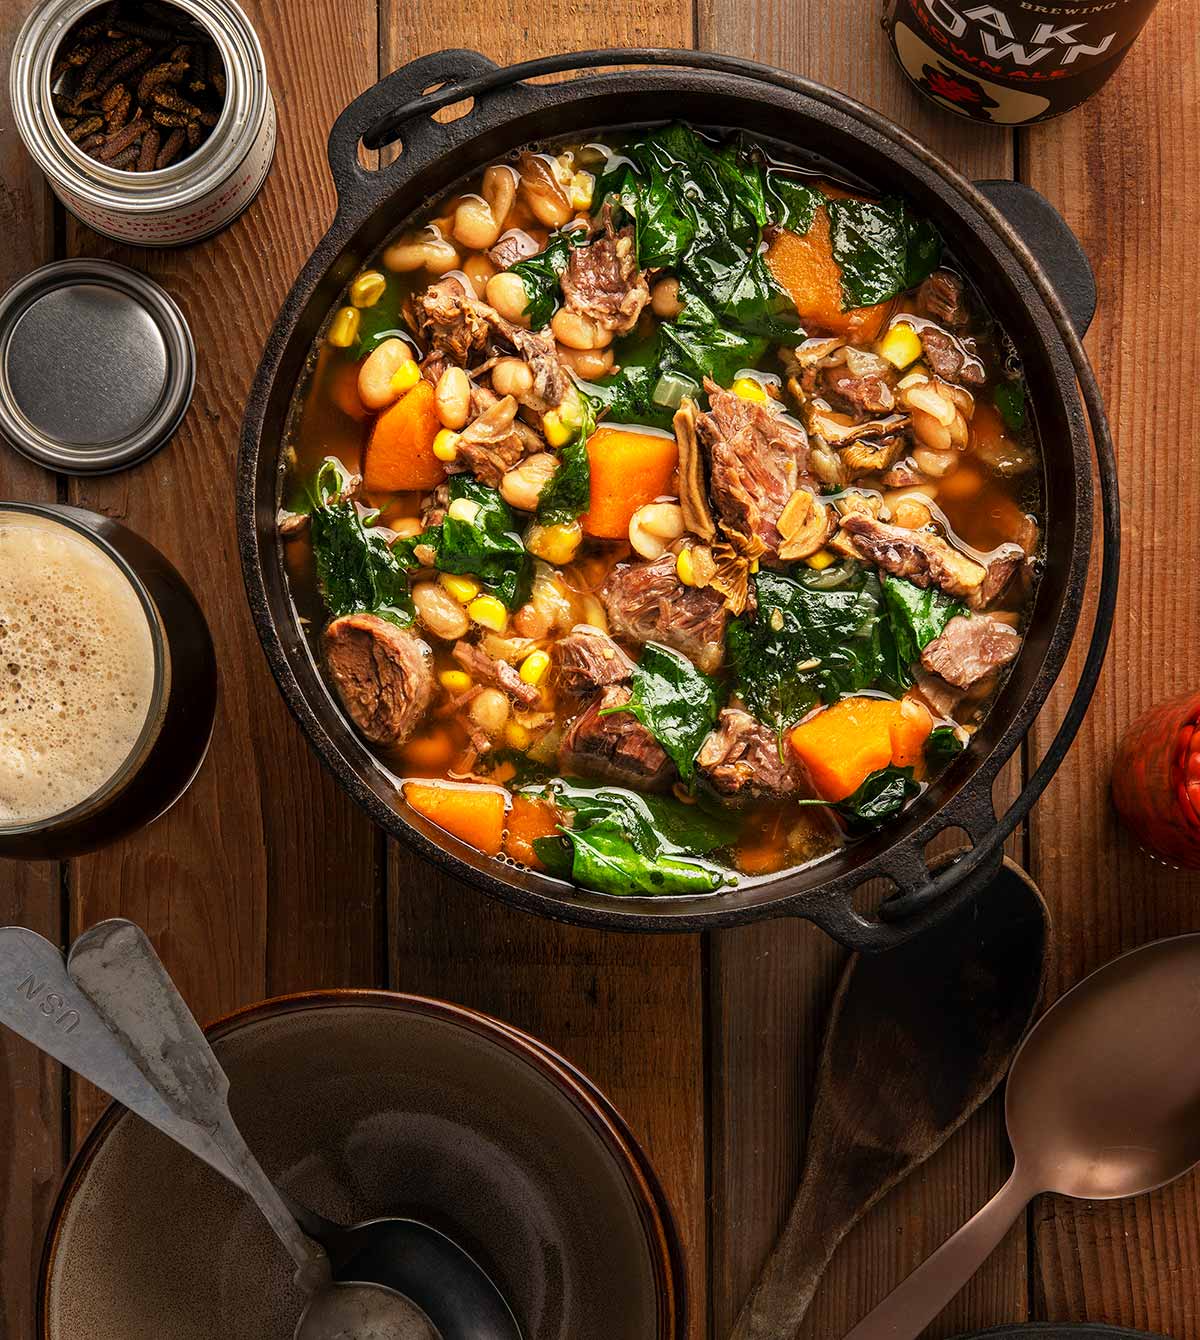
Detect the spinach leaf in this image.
<box><xmin>838</xmin><ymin>765</ymin><xmax>921</xmax><ymax>826</ymax></box>
<box><xmin>530</xmin><ymin>778</ymin><xmax>737</xmax><ymax>897</ymax></box>
<box><xmin>347</xmin><ymin>285</ymin><xmax>406</xmax><ymax>361</ymax></box>
<box><xmin>825</xmin><ymin>196</ymin><xmax>943</xmax><ymax>309</ymax></box>
<box><xmin>413</xmin><ymin>476</ymin><xmax>532</xmax><ymax>610</ymax></box>
<box><xmin>303</xmin><ymin>458</ymin><xmax>415</xmax><ymax>628</ymax></box>
<box><xmin>593</xmin><ymin>123</ymin><xmax>805</xmax><ymax>427</ymax></box>
<box><xmin>994</xmin><ymin>379</ymin><xmax>1026</xmax><ymax>432</ymax></box>
<box><xmin>535</xmin><ymin>393</ymin><xmax>596</xmax><ymax>525</ymax></box>
<box><xmin>535</xmin><ymin>821</ymin><xmax>731</xmax><ymax>896</ymax></box>
<box><xmin>726</xmin><ymin>569</ymin><xmax>887</xmax><ymax>739</ymax></box>
<box><xmin>881</xmin><ymin>575</ymin><xmax>967</xmax><ymax>682</ymax></box>
<box><xmin>766</xmin><ymin>175</ymin><xmax>824</xmax><ymax>234</ymax></box>
<box><xmin>508</xmin><ymin>227</ymin><xmax>588</xmax><ymax>328</ymax></box>
<box><xmin>601</xmin><ymin>642</ymin><xmax>723</xmax><ymax>782</ymax></box>
<box><xmin>926</xmin><ymin>725</ymin><xmax>966</xmax><ymax>765</ymax></box>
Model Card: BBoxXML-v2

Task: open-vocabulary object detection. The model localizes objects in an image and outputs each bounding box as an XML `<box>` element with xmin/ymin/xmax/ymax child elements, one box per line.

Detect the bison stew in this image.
<box><xmin>279</xmin><ymin>125</ymin><xmax>1040</xmax><ymax>897</ymax></box>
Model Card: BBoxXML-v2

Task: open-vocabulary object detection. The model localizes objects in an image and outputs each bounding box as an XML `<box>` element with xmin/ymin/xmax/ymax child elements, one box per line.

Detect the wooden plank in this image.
<box><xmin>694</xmin><ymin>11</ymin><xmax>1023</xmax><ymax>1336</ymax></box>
<box><xmin>1021</xmin><ymin>0</ymin><xmax>1200</xmax><ymax>1332</ymax></box>
<box><xmin>62</xmin><ymin>0</ymin><xmax>382</xmax><ymax>1138</ymax></box>
<box><xmin>0</xmin><ymin>4</ymin><xmax>63</xmax><ymax>1332</ymax></box>
<box><xmin>378</xmin><ymin>10</ymin><xmax>706</xmax><ymax>1336</ymax></box>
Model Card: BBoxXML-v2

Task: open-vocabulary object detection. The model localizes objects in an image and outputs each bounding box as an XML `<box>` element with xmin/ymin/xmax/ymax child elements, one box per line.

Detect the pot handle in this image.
<box><xmin>326</xmin><ymin>50</ymin><xmax>538</xmax><ymax>218</ymax></box>
<box><xmin>973</xmin><ymin>180</ymin><xmax>1096</xmax><ymax>337</ymax></box>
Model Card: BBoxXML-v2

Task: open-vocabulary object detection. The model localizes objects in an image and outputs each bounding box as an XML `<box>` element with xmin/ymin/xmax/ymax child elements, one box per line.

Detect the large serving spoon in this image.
<box><xmin>843</xmin><ymin>932</ymin><xmax>1200</xmax><ymax>1340</ymax></box>
<box><xmin>0</xmin><ymin>922</ymin><xmax>519</xmax><ymax>1340</ymax></box>
<box><xmin>732</xmin><ymin>858</ymin><xmax>1048</xmax><ymax>1339</ymax></box>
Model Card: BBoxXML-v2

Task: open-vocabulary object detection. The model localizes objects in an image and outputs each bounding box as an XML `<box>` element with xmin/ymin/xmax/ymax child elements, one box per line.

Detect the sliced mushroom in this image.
<box><xmin>840</xmin><ymin>435</ymin><xmax>907</xmax><ymax>479</ymax></box>
<box><xmin>777</xmin><ymin>490</ymin><xmax>834</xmax><ymax>561</ymax></box>
<box><xmin>793</xmin><ymin>336</ymin><xmax>846</xmax><ymax>368</ymax></box>
<box><xmin>673</xmin><ymin>399</ymin><xmax>717</xmax><ymax>541</ymax></box>
<box><xmin>808</xmin><ymin>407</ymin><xmax>910</xmax><ymax>446</ymax></box>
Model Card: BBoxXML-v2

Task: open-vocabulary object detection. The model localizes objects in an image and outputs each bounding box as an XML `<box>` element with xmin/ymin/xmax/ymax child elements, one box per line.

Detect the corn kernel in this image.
<box><xmin>805</xmin><ymin>549</ymin><xmax>837</xmax><ymax>570</ymax></box>
<box><xmin>676</xmin><ymin>548</ymin><xmax>697</xmax><ymax>586</ymax></box>
<box><xmin>878</xmin><ymin>321</ymin><xmax>923</xmax><ymax>370</ymax></box>
<box><xmin>526</xmin><ymin>521</ymin><xmax>582</xmax><ymax>565</ymax></box>
<box><xmin>749</xmin><ymin>557</ymin><xmax>760</xmax><ymax>574</ymax></box>
<box><xmin>491</xmin><ymin>760</ymin><xmax>518</xmax><ymax>785</ymax></box>
<box><xmin>504</xmin><ymin>720</ymin><xmax>532</xmax><ymax>750</ymax></box>
<box><xmin>350</xmin><ymin>270</ymin><xmax>387</xmax><ymax>308</ymax></box>
<box><xmin>390</xmin><ymin>360</ymin><xmax>421</xmax><ymax>394</ymax></box>
<box><xmin>327</xmin><ymin>306</ymin><xmax>360</xmax><ymax>349</ymax></box>
<box><xmin>570</xmin><ymin>171</ymin><xmax>595</xmax><ymax>212</ymax></box>
<box><xmin>542</xmin><ymin>409</ymin><xmax>573</xmax><ymax>448</ymax></box>
<box><xmin>519</xmin><ymin>649</ymin><xmax>551</xmax><ymax>686</ymax></box>
<box><xmin>434</xmin><ymin>430</ymin><xmax>461</xmax><ymax>463</ymax></box>
<box><xmin>440</xmin><ymin>573</ymin><xmax>481</xmax><ymax>603</ymax></box>
<box><xmin>468</xmin><ymin>595</ymin><xmax>508</xmax><ymax>632</ymax></box>
<box><xmin>731</xmin><ymin>376</ymin><xmax>769</xmax><ymax>404</ymax></box>
<box><xmin>439</xmin><ymin>669</ymin><xmax>472</xmax><ymax>694</ymax></box>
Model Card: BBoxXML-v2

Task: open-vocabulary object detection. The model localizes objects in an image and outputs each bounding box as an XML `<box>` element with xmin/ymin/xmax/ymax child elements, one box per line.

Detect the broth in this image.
<box><xmin>279</xmin><ymin>126</ymin><xmax>1041</xmax><ymax>896</ymax></box>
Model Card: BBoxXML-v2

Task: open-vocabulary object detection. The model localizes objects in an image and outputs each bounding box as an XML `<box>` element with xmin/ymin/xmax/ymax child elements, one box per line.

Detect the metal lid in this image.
<box><xmin>0</xmin><ymin>260</ymin><xmax>195</xmax><ymax>474</ymax></box>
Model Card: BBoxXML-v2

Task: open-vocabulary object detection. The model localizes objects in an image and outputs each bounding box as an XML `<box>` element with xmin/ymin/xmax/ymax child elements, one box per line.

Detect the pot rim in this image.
<box><xmin>236</xmin><ymin>50</ymin><xmax>1113</xmax><ymax>944</ymax></box>
<box><xmin>37</xmin><ymin>987</ymin><xmax>687</xmax><ymax>1340</ymax></box>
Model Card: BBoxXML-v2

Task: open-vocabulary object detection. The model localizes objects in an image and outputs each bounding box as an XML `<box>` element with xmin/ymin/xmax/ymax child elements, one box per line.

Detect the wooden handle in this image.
<box><xmin>731</xmin><ymin>1166</ymin><xmax>856</xmax><ymax>1340</ymax></box>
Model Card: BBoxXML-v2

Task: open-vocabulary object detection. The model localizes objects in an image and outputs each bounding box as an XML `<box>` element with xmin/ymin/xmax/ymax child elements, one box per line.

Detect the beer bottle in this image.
<box><xmin>883</xmin><ymin>0</ymin><xmax>1162</xmax><ymax>125</ymax></box>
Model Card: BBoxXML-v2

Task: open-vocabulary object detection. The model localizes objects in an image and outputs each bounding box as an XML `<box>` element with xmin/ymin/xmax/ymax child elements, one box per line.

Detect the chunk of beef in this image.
<box><xmin>911</xmin><ymin>668</ymin><xmax>964</xmax><ymax>719</ymax></box>
<box><xmin>919</xmin><ymin>326</ymin><xmax>985</xmax><ymax>387</ymax></box>
<box><xmin>826</xmin><ymin>372</ymin><xmax>896</xmax><ymax>415</ymax></box>
<box><xmin>559</xmin><ymin>210</ymin><xmax>649</xmax><ymax>336</ymax></box>
<box><xmin>879</xmin><ymin>458</ymin><xmax>927</xmax><ymax>488</ymax></box>
<box><xmin>917</xmin><ymin>269</ymin><xmax>969</xmax><ymax>329</ymax></box>
<box><xmin>452</xmin><ymin>640</ymin><xmax>540</xmax><ymax>707</ymax></box>
<box><xmin>415</xmin><ymin>276</ymin><xmax>493</xmax><ymax>364</ymax></box>
<box><xmin>839</xmin><ymin>513</ymin><xmax>987</xmax><ymax>601</ymax></box>
<box><xmin>323</xmin><ymin>615</ymin><xmax>434</xmax><ymax>748</ymax></box>
<box><xmin>488</xmin><ymin>228</ymin><xmax>541</xmax><ymax>270</ymax></box>
<box><xmin>558</xmin><ymin>685</ymin><xmax>673</xmax><ymax>791</ymax></box>
<box><xmin>696</xmin><ymin>708</ymin><xmax>807</xmax><ymax>804</ymax></box>
<box><xmin>697</xmin><ymin>379</ymin><xmax>816</xmax><ymax>558</ymax></box>
<box><xmin>554</xmin><ymin>624</ymin><xmax>635</xmax><ymax>698</ymax></box>
<box><xmin>971</xmin><ymin>543</ymin><xmax>1026</xmax><ymax>610</ymax></box>
<box><xmin>602</xmin><ymin>552</ymin><xmax>728</xmax><ymax>674</ymax></box>
<box><xmin>414</xmin><ymin>278</ymin><xmax>566</xmax><ymax>411</ymax></box>
<box><xmin>453</xmin><ymin>395</ymin><xmax>524</xmax><ymax>487</ymax></box>
<box><xmin>920</xmin><ymin>614</ymin><xmax>1022</xmax><ymax>689</ymax></box>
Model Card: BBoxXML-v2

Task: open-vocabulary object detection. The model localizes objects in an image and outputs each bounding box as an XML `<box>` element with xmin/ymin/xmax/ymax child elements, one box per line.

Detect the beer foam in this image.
<box><xmin>0</xmin><ymin>513</ymin><xmax>156</xmax><ymax>826</ymax></box>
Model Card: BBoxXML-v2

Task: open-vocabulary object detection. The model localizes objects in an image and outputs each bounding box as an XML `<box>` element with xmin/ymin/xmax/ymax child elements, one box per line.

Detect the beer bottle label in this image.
<box><xmin>882</xmin><ymin>0</ymin><xmax>1161</xmax><ymax>124</ymax></box>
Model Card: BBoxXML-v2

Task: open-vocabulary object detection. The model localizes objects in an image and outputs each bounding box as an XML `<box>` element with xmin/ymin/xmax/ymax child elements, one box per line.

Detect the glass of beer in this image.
<box><xmin>0</xmin><ymin>502</ymin><xmax>216</xmax><ymax>860</ymax></box>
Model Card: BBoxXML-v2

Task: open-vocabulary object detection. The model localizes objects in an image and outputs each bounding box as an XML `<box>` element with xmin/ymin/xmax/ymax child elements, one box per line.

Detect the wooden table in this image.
<box><xmin>2</xmin><ymin>0</ymin><xmax>1198</xmax><ymax>1334</ymax></box>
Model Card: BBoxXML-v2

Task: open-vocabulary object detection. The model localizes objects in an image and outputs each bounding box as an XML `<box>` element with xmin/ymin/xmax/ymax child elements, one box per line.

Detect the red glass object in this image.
<box><xmin>1111</xmin><ymin>690</ymin><xmax>1200</xmax><ymax>870</ymax></box>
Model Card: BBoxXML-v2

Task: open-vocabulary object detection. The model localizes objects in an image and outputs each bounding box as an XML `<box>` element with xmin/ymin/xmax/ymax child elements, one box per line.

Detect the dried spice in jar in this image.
<box><xmin>10</xmin><ymin>0</ymin><xmax>275</xmax><ymax>245</ymax></box>
<box><xmin>51</xmin><ymin>0</ymin><xmax>226</xmax><ymax>171</ymax></box>
<box><xmin>1111</xmin><ymin>690</ymin><xmax>1200</xmax><ymax>870</ymax></box>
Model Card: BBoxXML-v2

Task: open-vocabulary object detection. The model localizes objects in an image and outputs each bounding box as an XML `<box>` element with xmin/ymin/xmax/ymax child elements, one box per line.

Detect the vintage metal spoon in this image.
<box><xmin>843</xmin><ymin>932</ymin><xmax>1200</xmax><ymax>1340</ymax></box>
<box><xmin>0</xmin><ymin>922</ymin><xmax>519</xmax><ymax>1340</ymax></box>
<box><xmin>732</xmin><ymin>857</ymin><xmax>1048</xmax><ymax>1339</ymax></box>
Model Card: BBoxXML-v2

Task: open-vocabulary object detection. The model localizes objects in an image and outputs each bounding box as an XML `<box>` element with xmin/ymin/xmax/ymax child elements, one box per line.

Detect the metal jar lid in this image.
<box><xmin>0</xmin><ymin>259</ymin><xmax>195</xmax><ymax>474</ymax></box>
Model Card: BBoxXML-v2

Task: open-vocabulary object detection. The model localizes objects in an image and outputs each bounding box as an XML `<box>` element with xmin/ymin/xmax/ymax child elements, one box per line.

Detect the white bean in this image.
<box><xmin>470</xmin><ymin>688</ymin><xmax>511</xmax><ymax>735</ymax></box>
<box><xmin>555</xmin><ymin>343</ymin><xmax>614</xmax><ymax>379</ymax></box>
<box><xmin>492</xmin><ymin>357</ymin><xmax>534</xmax><ymax>398</ymax></box>
<box><xmin>357</xmin><ymin>338</ymin><xmax>414</xmax><ymax>411</ymax></box>
<box><xmin>412</xmin><ymin>581</ymin><xmax>470</xmax><ymax>641</ymax></box>
<box><xmin>912</xmin><ymin>446</ymin><xmax>960</xmax><ymax>478</ymax></box>
<box><xmin>383</xmin><ymin>232</ymin><xmax>459</xmax><ymax>274</ymax></box>
<box><xmin>551</xmin><ymin>307</ymin><xmax>612</xmax><ymax>351</ymax></box>
<box><xmin>435</xmin><ymin>366</ymin><xmax>471</xmax><ymax>429</ymax></box>
<box><xmin>628</xmin><ymin>501</ymin><xmax>685</xmax><ymax>560</ymax></box>
<box><xmin>650</xmin><ymin>276</ymin><xmax>682</xmax><ymax>319</ymax></box>
<box><xmin>486</xmin><ymin>271</ymin><xmax>531</xmax><ymax>326</ymax></box>
<box><xmin>500</xmin><ymin>453</ymin><xmax>558</xmax><ymax>512</ymax></box>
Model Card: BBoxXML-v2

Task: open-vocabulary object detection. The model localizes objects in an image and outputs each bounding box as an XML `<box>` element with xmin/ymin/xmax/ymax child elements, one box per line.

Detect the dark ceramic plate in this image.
<box><xmin>953</xmin><ymin>1327</ymin><xmax>1168</xmax><ymax>1339</ymax></box>
<box><xmin>39</xmin><ymin>992</ymin><xmax>685</xmax><ymax>1340</ymax></box>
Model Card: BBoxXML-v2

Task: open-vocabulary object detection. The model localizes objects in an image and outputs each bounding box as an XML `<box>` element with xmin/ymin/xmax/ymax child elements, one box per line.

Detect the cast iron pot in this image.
<box><xmin>238</xmin><ymin>49</ymin><xmax>1120</xmax><ymax>951</ymax></box>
